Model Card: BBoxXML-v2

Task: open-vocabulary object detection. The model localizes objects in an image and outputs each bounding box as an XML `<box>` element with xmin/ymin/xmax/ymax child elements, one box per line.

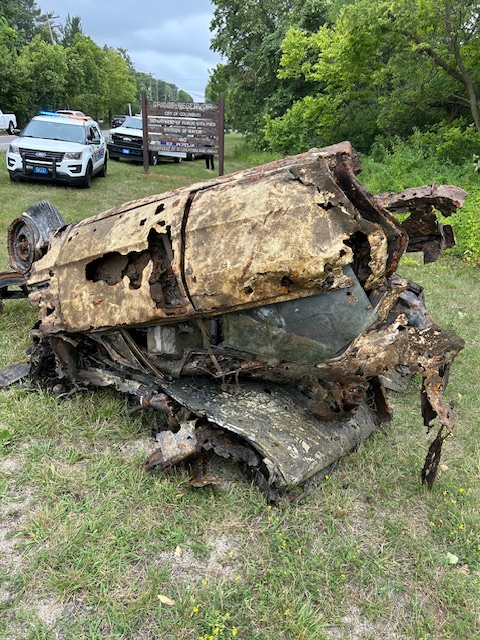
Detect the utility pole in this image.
<box><xmin>45</xmin><ymin>13</ymin><xmax>55</xmax><ymax>44</ymax></box>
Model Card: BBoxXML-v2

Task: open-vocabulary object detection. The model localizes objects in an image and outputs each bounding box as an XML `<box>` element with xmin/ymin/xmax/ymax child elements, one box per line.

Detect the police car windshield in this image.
<box><xmin>122</xmin><ymin>117</ymin><xmax>142</xmax><ymax>130</ymax></box>
<box><xmin>23</xmin><ymin>119</ymin><xmax>86</xmax><ymax>144</ymax></box>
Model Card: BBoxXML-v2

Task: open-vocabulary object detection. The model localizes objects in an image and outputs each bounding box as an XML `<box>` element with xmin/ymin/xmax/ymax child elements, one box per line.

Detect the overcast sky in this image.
<box><xmin>36</xmin><ymin>0</ymin><xmax>222</xmax><ymax>102</ymax></box>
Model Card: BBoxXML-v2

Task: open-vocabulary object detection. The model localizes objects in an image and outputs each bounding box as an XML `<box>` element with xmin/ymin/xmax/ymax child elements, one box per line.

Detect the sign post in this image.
<box><xmin>218</xmin><ymin>93</ymin><xmax>225</xmax><ymax>176</ymax></box>
<box><xmin>141</xmin><ymin>91</ymin><xmax>149</xmax><ymax>173</ymax></box>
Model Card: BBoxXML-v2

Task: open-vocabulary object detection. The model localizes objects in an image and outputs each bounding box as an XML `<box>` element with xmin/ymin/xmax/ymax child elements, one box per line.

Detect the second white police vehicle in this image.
<box><xmin>6</xmin><ymin>111</ymin><xmax>107</xmax><ymax>188</ymax></box>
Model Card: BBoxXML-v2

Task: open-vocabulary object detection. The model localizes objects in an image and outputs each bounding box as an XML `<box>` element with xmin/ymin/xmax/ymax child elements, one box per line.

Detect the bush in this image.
<box><xmin>419</xmin><ymin>122</ymin><xmax>480</xmax><ymax>165</ymax></box>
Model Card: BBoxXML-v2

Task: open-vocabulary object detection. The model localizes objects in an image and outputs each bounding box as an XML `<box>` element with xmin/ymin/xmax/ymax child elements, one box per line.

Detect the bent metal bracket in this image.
<box><xmin>0</xmin><ymin>142</ymin><xmax>467</xmax><ymax>500</ymax></box>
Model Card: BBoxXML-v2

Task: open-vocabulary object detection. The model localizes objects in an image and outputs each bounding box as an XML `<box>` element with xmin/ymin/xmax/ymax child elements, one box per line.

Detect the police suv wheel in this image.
<box><xmin>82</xmin><ymin>163</ymin><xmax>93</xmax><ymax>188</ymax></box>
<box><xmin>99</xmin><ymin>158</ymin><xmax>107</xmax><ymax>177</ymax></box>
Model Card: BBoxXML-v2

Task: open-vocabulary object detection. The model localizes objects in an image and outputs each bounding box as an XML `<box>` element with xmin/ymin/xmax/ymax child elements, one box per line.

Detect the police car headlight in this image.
<box><xmin>65</xmin><ymin>151</ymin><xmax>83</xmax><ymax>160</ymax></box>
<box><xmin>9</xmin><ymin>144</ymin><xmax>20</xmax><ymax>154</ymax></box>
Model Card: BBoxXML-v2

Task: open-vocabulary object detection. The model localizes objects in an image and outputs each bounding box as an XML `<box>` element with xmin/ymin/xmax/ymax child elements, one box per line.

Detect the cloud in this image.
<box><xmin>39</xmin><ymin>0</ymin><xmax>221</xmax><ymax>98</ymax></box>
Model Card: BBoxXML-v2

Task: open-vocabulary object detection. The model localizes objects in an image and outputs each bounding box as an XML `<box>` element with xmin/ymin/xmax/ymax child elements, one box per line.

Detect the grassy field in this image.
<box><xmin>0</xmin><ymin>136</ymin><xmax>479</xmax><ymax>639</ymax></box>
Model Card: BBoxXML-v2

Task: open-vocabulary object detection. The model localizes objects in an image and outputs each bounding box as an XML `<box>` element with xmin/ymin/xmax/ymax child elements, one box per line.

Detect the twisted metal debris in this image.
<box><xmin>0</xmin><ymin>142</ymin><xmax>466</xmax><ymax>499</ymax></box>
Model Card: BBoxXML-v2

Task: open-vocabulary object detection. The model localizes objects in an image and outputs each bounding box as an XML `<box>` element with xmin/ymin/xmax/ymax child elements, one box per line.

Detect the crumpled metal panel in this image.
<box><xmin>0</xmin><ymin>363</ymin><xmax>30</xmax><ymax>387</ymax></box>
<box><xmin>0</xmin><ymin>142</ymin><xmax>468</xmax><ymax>494</ymax></box>
<box><xmin>160</xmin><ymin>378</ymin><xmax>378</xmax><ymax>488</ymax></box>
<box><xmin>375</xmin><ymin>184</ymin><xmax>467</xmax><ymax>216</ymax></box>
<box><xmin>26</xmin><ymin>143</ymin><xmax>403</xmax><ymax>335</ymax></box>
<box><xmin>184</xmin><ymin>148</ymin><xmax>394</xmax><ymax>311</ymax></box>
<box><xmin>153</xmin><ymin>421</ymin><xmax>198</xmax><ymax>468</ymax></box>
<box><xmin>374</xmin><ymin>184</ymin><xmax>467</xmax><ymax>263</ymax></box>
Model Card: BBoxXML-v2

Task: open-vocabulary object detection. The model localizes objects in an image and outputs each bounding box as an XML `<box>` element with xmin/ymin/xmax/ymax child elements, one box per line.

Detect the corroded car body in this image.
<box><xmin>1</xmin><ymin>142</ymin><xmax>466</xmax><ymax>498</ymax></box>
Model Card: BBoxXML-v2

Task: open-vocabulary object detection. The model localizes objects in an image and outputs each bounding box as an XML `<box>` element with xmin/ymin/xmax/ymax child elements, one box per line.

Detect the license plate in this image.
<box><xmin>122</xmin><ymin>148</ymin><xmax>131</xmax><ymax>154</ymax></box>
<box><xmin>33</xmin><ymin>166</ymin><xmax>49</xmax><ymax>175</ymax></box>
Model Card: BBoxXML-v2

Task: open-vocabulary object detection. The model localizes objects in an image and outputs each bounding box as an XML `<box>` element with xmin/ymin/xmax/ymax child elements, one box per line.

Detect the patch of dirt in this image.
<box><xmin>0</xmin><ymin>453</ymin><xmax>33</xmax><ymax>605</ymax></box>
<box><xmin>155</xmin><ymin>547</ymin><xmax>206</xmax><ymax>582</ymax></box>
<box><xmin>0</xmin><ymin>457</ymin><xmax>22</xmax><ymax>474</ymax></box>
<box><xmin>36</xmin><ymin>599</ymin><xmax>64</xmax><ymax>628</ymax></box>
<box><xmin>154</xmin><ymin>530</ymin><xmax>241</xmax><ymax>584</ymax></box>
<box><xmin>3</xmin><ymin>598</ymin><xmax>85</xmax><ymax>640</ymax></box>
<box><xmin>327</xmin><ymin>606</ymin><xmax>400</xmax><ymax>639</ymax></box>
<box><xmin>117</xmin><ymin>436</ymin><xmax>158</xmax><ymax>459</ymax></box>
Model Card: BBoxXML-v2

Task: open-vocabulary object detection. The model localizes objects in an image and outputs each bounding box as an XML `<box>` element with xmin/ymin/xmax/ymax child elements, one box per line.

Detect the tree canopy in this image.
<box><xmin>264</xmin><ymin>0</ymin><xmax>480</xmax><ymax>152</ymax></box>
<box><xmin>208</xmin><ymin>0</ymin><xmax>329</xmax><ymax>143</ymax></box>
<box><xmin>0</xmin><ymin>0</ymin><xmax>193</xmax><ymax>124</ymax></box>
<box><xmin>209</xmin><ymin>0</ymin><xmax>480</xmax><ymax>155</ymax></box>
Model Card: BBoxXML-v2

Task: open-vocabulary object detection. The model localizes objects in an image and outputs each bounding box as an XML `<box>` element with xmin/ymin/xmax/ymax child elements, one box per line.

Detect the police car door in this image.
<box><xmin>89</xmin><ymin>124</ymin><xmax>105</xmax><ymax>171</ymax></box>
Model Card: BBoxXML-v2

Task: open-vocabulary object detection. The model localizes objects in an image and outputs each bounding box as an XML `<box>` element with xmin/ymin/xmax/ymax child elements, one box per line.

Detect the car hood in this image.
<box><xmin>109</xmin><ymin>125</ymin><xmax>142</xmax><ymax>138</ymax></box>
<box><xmin>14</xmin><ymin>137</ymin><xmax>89</xmax><ymax>152</ymax></box>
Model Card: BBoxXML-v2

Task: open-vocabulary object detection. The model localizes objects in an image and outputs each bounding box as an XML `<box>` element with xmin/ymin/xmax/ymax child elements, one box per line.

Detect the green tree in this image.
<box><xmin>390</xmin><ymin>0</ymin><xmax>480</xmax><ymax>132</ymax></box>
<box><xmin>209</xmin><ymin>0</ymin><xmax>329</xmax><ymax>140</ymax></box>
<box><xmin>0</xmin><ymin>0</ymin><xmax>41</xmax><ymax>41</ymax></box>
<box><xmin>102</xmin><ymin>46</ymin><xmax>137</xmax><ymax>115</ymax></box>
<box><xmin>61</xmin><ymin>14</ymin><xmax>83</xmax><ymax>47</ymax></box>
<box><xmin>177</xmin><ymin>89</ymin><xmax>193</xmax><ymax>103</ymax></box>
<box><xmin>205</xmin><ymin>63</ymin><xmax>230</xmax><ymax>104</ymax></box>
<box><xmin>64</xmin><ymin>35</ymin><xmax>107</xmax><ymax>118</ymax></box>
<box><xmin>265</xmin><ymin>0</ymin><xmax>480</xmax><ymax>153</ymax></box>
<box><xmin>0</xmin><ymin>17</ymin><xmax>23</xmax><ymax>113</ymax></box>
<box><xmin>18</xmin><ymin>35</ymin><xmax>68</xmax><ymax>115</ymax></box>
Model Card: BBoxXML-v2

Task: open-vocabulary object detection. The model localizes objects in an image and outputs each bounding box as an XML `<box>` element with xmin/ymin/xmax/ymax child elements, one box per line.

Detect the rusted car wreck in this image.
<box><xmin>0</xmin><ymin>142</ymin><xmax>466</xmax><ymax>499</ymax></box>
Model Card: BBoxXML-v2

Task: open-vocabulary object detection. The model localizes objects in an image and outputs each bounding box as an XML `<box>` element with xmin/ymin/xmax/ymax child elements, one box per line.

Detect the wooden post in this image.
<box><xmin>218</xmin><ymin>93</ymin><xmax>225</xmax><ymax>177</ymax></box>
<box><xmin>141</xmin><ymin>91</ymin><xmax>149</xmax><ymax>173</ymax></box>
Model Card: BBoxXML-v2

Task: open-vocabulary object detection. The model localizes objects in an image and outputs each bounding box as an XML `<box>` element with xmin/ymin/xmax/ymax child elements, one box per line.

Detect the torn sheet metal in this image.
<box><xmin>0</xmin><ymin>271</ymin><xmax>29</xmax><ymax>312</ymax></box>
<box><xmin>0</xmin><ymin>142</ymin><xmax>467</xmax><ymax>496</ymax></box>
<box><xmin>374</xmin><ymin>184</ymin><xmax>467</xmax><ymax>263</ymax></box>
<box><xmin>154</xmin><ymin>378</ymin><xmax>378</xmax><ymax>489</ymax></box>
<box><xmin>0</xmin><ymin>363</ymin><xmax>30</xmax><ymax>388</ymax></box>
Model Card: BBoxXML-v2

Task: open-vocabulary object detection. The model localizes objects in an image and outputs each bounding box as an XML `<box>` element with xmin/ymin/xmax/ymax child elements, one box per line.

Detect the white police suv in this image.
<box><xmin>6</xmin><ymin>112</ymin><xmax>107</xmax><ymax>188</ymax></box>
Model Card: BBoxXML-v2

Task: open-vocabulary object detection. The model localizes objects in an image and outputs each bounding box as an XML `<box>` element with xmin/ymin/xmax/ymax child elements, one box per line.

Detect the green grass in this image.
<box><xmin>1</xmin><ymin>138</ymin><xmax>480</xmax><ymax>639</ymax></box>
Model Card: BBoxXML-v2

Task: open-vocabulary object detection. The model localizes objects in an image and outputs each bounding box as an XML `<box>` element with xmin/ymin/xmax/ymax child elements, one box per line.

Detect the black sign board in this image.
<box><xmin>141</xmin><ymin>94</ymin><xmax>224</xmax><ymax>175</ymax></box>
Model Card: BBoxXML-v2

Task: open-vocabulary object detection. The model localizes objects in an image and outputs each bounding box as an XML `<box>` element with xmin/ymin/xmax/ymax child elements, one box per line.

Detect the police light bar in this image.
<box><xmin>39</xmin><ymin>111</ymin><xmax>90</xmax><ymax>121</ymax></box>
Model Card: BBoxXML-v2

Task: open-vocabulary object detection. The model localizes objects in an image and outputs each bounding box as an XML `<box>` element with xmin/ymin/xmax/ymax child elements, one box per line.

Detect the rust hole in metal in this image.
<box><xmin>86</xmin><ymin>252</ymin><xmax>130</xmax><ymax>287</ymax></box>
<box><xmin>84</xmin><ymin>229</ymin><xmax>182</xmax><ymax>305</ymax></box>
<box><xmin>280</xmin><ymin>276</ymin><xmax>293</xmax><ymax>287</ymax></box>
<box><xmin>345</xmin><ymin>232</ymin><xmax>371</xmax><ymax>286</ymax></box>
<box><xmin>320</xmin><ymin>201</ymin><xmax>334</xmax><ymax>211</ymax></box>
<box><xmin>147</xmin><ymin>228</ymin><xmax>183</xmax><ymax>308</ymax></box>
